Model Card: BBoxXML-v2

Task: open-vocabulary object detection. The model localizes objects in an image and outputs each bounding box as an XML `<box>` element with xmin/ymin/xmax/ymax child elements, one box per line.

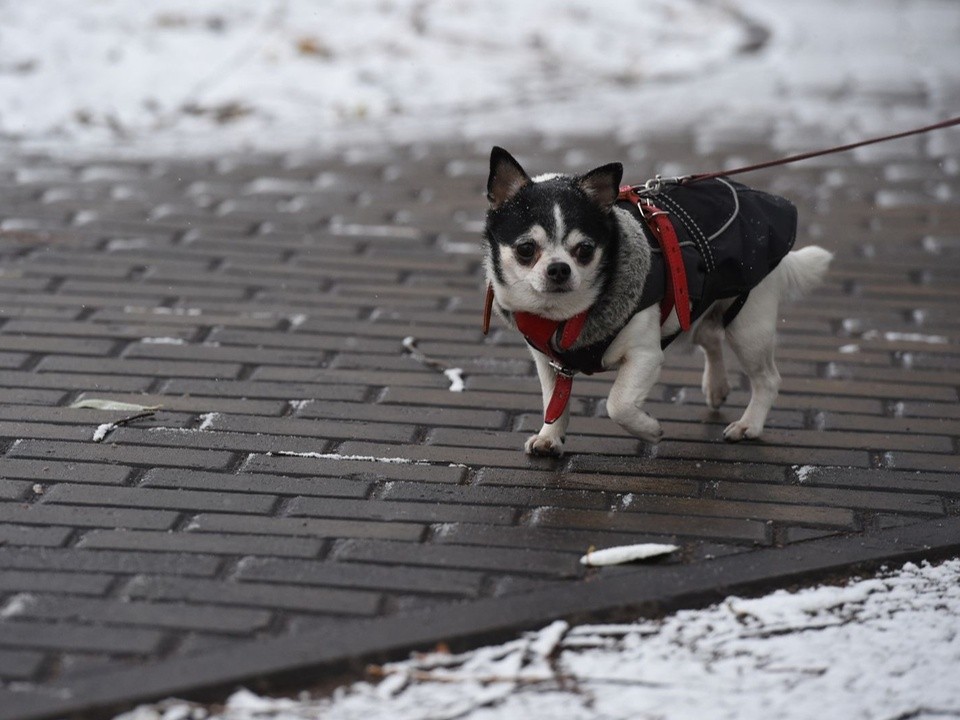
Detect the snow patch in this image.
<box><xmin>140</xmin><ymin>337</ymin><xmax>186</xmax><ymax>345</ymax></box>
<box><xmin>793</xmin><ymin>464</ymin><xmax>818</xmax><ymax>483</ymax></box>
<box><xmin>862</xmin><ymin>330</ymin><xmax>948</xmax><ymax>344</ymax></box>
<box><xmin>269</xmin><ymin>450</ymin><xmax>425</xmax><ymax>465</ymax></box>
<box><xmin>443</xmin><ymin>368</ymin><xmax>465</xmax><ymax>392</ymax></box>
<box><xmin>92</xmin><ymin>422</ymin><xmax>117</xmax><ymax>442</ymax></box>
<box><xmin>114</xmin><ymin>559</ymin><xmax>960</xmax><ymax>719</ymax></box>
<box><xmin>0</xmin><ymin>593</ymin><xmax>35</xmax><ymax>618</ymax></box>
<box><xmin>198</xmin><ymin>413</ymin><xmax>220</xmax><ymax>431</ymax></box>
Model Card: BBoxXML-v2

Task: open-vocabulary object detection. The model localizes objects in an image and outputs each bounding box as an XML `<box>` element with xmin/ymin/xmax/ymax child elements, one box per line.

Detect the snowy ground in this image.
<box><xmin>1</xmin><ymin>0</ymin><xmax>958</xmax><ymax>158</ymax></box>
<box><xmin>0</xmin><ymin>0</ymin><xmax>743</xmax><ymax>157</ymax></box>
<box><xmin>117</xmin><ymin>559</ymin><xmax>960</xmax><ymax>720</ymax></box>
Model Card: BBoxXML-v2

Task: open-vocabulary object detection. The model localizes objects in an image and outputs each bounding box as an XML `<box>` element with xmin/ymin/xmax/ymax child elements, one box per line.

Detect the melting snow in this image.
<box><xmin>92</xmin><ymin>422</ymin><xmax>117</xmax><ymax>443</ymax></box>
<box><xmin>140</xmin><ymin>337</ymin><xmax>186</xmax><ymax>345</ymax></box>
<box><xmin>862</xmin><ymin>330</ymin><xmax>949</xmax><ymax>344</ymax></box>
<box><xmin>114</xmin><ymin>559</ymin><xmax>960</xmax><ymax>720</ymax></box>
<box><xmin>269</xmin><ymin>450</ymin><xmax>424</xmax><ymax>465</ymax></box>
<box><xmin>443</xmin><ymin>368</ymin><xmax>465</xmax><ymax>393</ymax></box>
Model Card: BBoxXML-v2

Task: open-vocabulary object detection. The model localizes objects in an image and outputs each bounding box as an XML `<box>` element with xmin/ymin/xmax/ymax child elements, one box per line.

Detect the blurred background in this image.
<box><xmin>0</xmin><ymin>0</ymin><xmax>957</xmax><ymax>158</ymax></box>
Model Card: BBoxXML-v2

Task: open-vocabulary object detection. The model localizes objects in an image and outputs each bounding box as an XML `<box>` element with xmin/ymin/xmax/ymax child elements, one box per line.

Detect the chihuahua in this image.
<box><xmin>482</xmin><ymin>146</ymin><xmax>832</xmax><ymax>456</ymax></box>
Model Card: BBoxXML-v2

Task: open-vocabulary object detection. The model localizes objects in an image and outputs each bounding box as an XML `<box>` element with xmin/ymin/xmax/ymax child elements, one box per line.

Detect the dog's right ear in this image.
<box><xmin>487</xmin><ymin>147</ymin><xmax>531</xmax><ymax>209</ymax></box>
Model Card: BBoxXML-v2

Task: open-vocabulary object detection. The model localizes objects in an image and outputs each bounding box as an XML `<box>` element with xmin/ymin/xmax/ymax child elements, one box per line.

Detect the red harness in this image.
<box><xmin>483</xmin><ymin>185</ymin><xmax>692</xmax><ymax>424</ymax></box>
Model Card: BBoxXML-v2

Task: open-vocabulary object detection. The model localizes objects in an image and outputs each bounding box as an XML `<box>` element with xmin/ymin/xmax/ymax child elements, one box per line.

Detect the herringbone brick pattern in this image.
<box><xmin>0</xmin><ymin>131</ymin><xmax>957</xmax><ymax>715</ymax></box>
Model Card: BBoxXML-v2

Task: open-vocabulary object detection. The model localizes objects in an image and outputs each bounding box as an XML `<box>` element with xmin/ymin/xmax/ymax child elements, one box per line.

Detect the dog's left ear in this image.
<box><xmin>578</xmin><ymin>163</ymin><xmax>623</xmax><ymax>212</ymax></box>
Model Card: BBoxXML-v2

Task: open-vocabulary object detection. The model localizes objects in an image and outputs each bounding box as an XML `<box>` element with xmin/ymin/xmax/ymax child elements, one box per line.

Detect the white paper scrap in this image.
<box><xmin>580</xmin><ymin>543</ymin><xmax>679</xmax><ymax>567</ymax></box>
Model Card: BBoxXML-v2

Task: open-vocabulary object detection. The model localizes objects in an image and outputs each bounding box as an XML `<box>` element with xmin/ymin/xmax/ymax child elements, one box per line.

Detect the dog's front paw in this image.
<box><xmin>637</xmin><ymin>417</ymin><xmax>664</xmax><ymax>444</ymax></box>
<box><xmin>723</xmin><ymin>420</ymin><xmax>762</xmax><ymax>442</ymax></box>
<box><xmin>525</xmin><ymin>433</ymin><xmax>564</xmax><ymax>457</ymax></box>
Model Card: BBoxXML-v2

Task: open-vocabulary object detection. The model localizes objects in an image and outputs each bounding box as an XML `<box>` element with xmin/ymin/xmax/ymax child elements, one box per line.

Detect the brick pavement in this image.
<box><xmin>0</xmin><ymin>126</ymin><xmax>958</xmax><ymax>719</ymax></box>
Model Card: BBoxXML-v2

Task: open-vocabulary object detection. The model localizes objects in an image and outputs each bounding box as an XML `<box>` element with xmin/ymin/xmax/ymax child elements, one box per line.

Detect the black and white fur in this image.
<box><xmin>483</xmin><ymin>147</ymin><xmax>833</xmax><ymax>457</ymax></box>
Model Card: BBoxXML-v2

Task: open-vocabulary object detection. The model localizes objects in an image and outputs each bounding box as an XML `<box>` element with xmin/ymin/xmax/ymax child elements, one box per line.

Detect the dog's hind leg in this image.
<box><xmin>691</xmin><ymin>303</ymin><xmax>730</xmax><ymax>409</ymax></box>
<box><xmin>721</xmin><ymin>283</ymin><xmax>782</xmax><ymax>442</ymax></box>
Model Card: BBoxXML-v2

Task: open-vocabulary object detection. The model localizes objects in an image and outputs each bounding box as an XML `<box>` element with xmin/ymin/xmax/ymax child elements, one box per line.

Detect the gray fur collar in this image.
<box><xmin>573</xmin><ymin>206</ymin><xmax>651</xmax><ymax>348</ymax></box>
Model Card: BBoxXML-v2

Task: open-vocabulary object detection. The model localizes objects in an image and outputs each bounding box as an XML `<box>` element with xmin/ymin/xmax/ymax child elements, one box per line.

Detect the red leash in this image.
<box><xmin>681</xmin><ymin>115</ymin><xmax>960</xmax><ymax>185</ymax></box>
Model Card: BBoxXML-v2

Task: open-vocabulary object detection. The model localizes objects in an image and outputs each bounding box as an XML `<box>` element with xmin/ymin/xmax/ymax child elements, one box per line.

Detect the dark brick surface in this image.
<box><xmin>0</xmin><ymin>126</ymin><xmax>957</xmax><ymax>719</ymax></box>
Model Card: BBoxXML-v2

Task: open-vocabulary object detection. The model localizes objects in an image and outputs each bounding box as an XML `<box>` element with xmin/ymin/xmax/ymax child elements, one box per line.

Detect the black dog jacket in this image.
<box><xmin>540</xmin><ymin>177</ymin><xmax>798</xmax><ymax>375</ymax></box>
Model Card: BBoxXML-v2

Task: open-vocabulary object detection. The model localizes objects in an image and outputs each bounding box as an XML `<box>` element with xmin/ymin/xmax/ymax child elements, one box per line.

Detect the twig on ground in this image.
<box><xmin>92</xmin><ymin>410</ymin><xmax>157</xmax><ymax>443</ymax></box>
<box><xmin>402</xmin><ymin>336</ymin><xmax>466</xmax><ymax>391</ymax></box>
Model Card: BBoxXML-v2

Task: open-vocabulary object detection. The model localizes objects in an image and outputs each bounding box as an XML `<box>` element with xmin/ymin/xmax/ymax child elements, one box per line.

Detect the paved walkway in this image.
<box><xmin>0</xmin><ymin>123</ymin><xmax>958</xmax><ymax>719</ymax></box>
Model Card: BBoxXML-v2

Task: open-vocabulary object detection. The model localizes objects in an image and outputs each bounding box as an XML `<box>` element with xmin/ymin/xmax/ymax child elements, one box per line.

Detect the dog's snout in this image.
<box><xmin>546</xmin><ymin>261</ymin><xmax>571</xmax><ymax>283</ymax></box>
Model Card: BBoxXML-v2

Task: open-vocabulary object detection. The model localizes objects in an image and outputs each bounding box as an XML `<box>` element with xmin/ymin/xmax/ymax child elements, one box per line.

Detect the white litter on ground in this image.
<box><xmin>268</xmin><ymin>450</ymin><xmax>426</xmax><ymax>465</ymax></box>
<box><xmin>579</xmin><ymin>543</ymin><xmax>679</xmax><ymax>567</ymax></box>
<box><xmin>71</xmin><ymin>399</ymin><xmax>162</xmax><ymax>411</ymax></box>
<box><xmin>114</xmin><ymin>559</ymin><xmax>960</xmax><ymax>720</ymax></box>
<box><xmin>139</xmin><ymin>337</ymin><xmax>186</xmax><ymax>345</ymax></box>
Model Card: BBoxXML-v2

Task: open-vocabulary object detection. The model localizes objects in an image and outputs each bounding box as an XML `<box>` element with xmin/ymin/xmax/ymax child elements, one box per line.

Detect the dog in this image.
<box><xmin>482</xmin><ymin>146</ymin><xmax>833</xmax><ymax>457</ymax></box>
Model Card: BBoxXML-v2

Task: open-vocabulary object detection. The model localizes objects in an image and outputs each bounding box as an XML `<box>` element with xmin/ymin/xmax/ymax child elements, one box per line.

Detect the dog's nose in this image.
<box><xmin>546</xmin><ymin>261</ymin><xmax>571</xmax><ymax>283</ymax></box>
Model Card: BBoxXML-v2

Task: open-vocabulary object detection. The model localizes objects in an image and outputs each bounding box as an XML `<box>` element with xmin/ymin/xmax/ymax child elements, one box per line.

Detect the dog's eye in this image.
<box><xmin>574</xmin><ymin>241</ymin><xmax>595</xmax><ymax>264</ymax></box>
<box><xmin>514</xmin><ymin>241</ymin><xmax>537</xmax><ymax>262</ymax></box>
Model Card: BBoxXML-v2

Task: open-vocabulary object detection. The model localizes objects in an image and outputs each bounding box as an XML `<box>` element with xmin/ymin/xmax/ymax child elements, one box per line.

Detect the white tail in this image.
<box><xmin>777</xmin><ymin>245</ymin><xmax>833</xmax><ymax>300</ymax></box>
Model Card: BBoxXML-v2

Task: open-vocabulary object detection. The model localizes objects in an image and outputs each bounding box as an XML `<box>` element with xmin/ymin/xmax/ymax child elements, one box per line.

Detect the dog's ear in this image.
<box><xmin>487</xmin><ymin>147</ymin><xmax>531</xmax><ymax>209</ymax></box>
<box><xmin>578</xmin><ymin>163</ymin><xmax>623</xmax><ymax>212</ymax></box>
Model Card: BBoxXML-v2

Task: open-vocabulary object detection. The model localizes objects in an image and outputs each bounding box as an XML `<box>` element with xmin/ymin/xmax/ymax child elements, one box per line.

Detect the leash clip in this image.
<box><xmin>640</xmin><ymin>175</ymin><xmax>685</xmax><ymax>196</ymax></box>
<box><xmin>642</xmin><ymin>175</ymin><xmax>664</xmax><ymax>194</ymax></box>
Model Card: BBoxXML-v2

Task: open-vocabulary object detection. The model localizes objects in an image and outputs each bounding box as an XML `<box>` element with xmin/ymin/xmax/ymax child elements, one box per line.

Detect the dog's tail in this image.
<box><xmin>777</xmin><ymin>245</ymin><xmax>833</xmax><ymax>301</ymax></box>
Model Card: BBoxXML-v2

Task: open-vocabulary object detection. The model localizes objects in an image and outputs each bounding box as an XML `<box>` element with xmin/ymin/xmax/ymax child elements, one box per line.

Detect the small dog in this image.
<box><xmin>482</xmin><ymin>147</ymin><xmax>832</xmax><ymax>457</ymax></box>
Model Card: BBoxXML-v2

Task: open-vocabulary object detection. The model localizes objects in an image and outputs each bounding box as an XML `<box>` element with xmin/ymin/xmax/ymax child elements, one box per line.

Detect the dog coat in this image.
<box><xmin>511</xmin><ymin>177</ymin><xmax>797</xmax><ymax>422</ymax></box>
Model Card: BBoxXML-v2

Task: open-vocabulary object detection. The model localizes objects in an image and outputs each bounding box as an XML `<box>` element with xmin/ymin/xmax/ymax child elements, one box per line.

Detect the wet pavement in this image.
<box><xmin>0</xmin><ymin>116</ymin><xmax>958</xmax><ymax>719</ymax></box>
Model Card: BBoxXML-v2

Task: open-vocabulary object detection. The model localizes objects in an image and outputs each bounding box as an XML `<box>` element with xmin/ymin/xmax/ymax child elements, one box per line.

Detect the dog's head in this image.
<box><xmin>483</xmin><ymin>147</ymin><xmax>623</xmax><ymax>320</ymax></box>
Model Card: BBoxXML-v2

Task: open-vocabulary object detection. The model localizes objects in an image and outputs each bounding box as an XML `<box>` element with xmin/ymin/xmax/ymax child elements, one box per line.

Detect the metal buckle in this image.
<box><xmin>549</xmin><ymin>361</ymin><xmax>577</xmax><ymax>378</ymax></box>
<box><xmin>637</xmin><ymin>202</ymin><xmax>669</xmax><ymax>221</ymax></box>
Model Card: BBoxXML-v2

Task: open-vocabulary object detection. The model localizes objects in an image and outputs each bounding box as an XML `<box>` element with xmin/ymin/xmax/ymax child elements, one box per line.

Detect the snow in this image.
<box><xmin>861</xmin><ymin>330</ymin><xmax>949</xmax><ymax>344</ymax></box>
<box><xmin>268</xmin><ymin>450</ymin><xmax>426</xmax><ymax>465</ymax></box>
<box><xmin>197</xmin><ymin>412</ymin><xmax>220</xmax><ymax>431</ymax></box>
<box><xmin>793</xmin><ymin>464</ymin><xmax>818</xmax><ymax>483</ymax></box>
<box><xmin>92</xmin><ymin>422</ymin><xmax>117</xmax><ymax>443</ymax></box>
<box><xmin>0</xmin><ymin>593</ymin><xmax>35</xmax><ymax>619</ymax></box>
<box><xmin>443</xmin><ymin>368</ymin><xmax>465</xmax><ymax>393</ymax></box>
<box><xmin>114</xmin><ymin>559</ymin><xmax>960</xmax><ymax>720</ymax></box>
<box><xmin>6</xmin><ymin>0</ymin><xmax>956</xmax><ymax>159</ymax></box>
<box><xmin>579</xmin><ymin>543</ymin><xmax>678</xmax><ymax>567</ymax></box>
<box><xmin>140</xmin><ymin>337</ymin><xmax>186</xmax><ymax>345</ymax></box>
<box><xmin>0</xmin><ymin>0</ymin><xmax>744</xmax><ymax>157</ymax></box>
